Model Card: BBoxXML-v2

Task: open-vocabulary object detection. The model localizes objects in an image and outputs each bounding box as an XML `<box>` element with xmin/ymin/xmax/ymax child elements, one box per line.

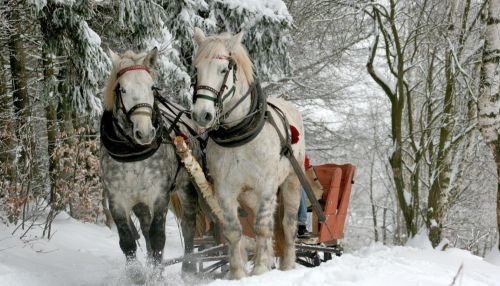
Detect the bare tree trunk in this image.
<box><xmin>369</xmin><ymin>153</ymin><xmax>379</xmax><ymax>241</ymax></box>
<box><xmin>7</xmin><ymin>1</ymin><xmax>30</xmax><ymax>164</ymax></box>
<box><xmin>43</xmin><ymin>49</ymin><xmax>58</xmax><ymax>204</ymax></box>
<box><xmin>367</xmin><ymin>5</ymin><xmax>417</xmax><ymax>237</ymax></box>
<box><xmin>39</xmin><ymin>4</ymin><xmax>60</xmax><ymax>205</ymax></box>
<box><xmin>479</xmin><ymin>0</ymin><xmax>500</xmax><ymax>251</ymax></box>
<box><xmin>427</xmin><ymin>48</ymin><xmax>455</xmax><ymax>247</ymax></box>
<box><xmin>0</xmin><ymin>51</ymin><xmax>16</xmax><ymax>181</ymax></box>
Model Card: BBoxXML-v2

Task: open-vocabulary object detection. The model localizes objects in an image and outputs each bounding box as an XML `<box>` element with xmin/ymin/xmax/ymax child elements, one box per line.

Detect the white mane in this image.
<box><xmin>103</xmin><ymin>51</ymin><xmax>155</xmax><ymax>111</ymax></box>
<box><xmin>193</xmin><ymin>33</ymin><xmax>254</xmax><ymax>85</ymax></box>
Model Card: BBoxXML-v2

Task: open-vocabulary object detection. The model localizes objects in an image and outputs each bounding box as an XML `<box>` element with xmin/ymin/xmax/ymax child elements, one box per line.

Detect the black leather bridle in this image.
<box><xmin>113</xmin><ymin>65</ymin><xmax>156</xmax><ymax>122</ymax></box>
<box><xmin>192</xmin><ymin>57</ymin><xmax>238</xmax><ymax>125</ymax></box>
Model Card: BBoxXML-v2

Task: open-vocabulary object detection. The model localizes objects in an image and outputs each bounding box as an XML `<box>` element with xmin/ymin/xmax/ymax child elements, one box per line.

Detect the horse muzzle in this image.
<box><xmin>132</xmin><ymin>116</ymin><xmax>157</xmax><ymax>145</ymax></box>
<box><xmin>192</xmin><ymin>109</ymin><xmax>214</xmax><ymax>129</ymax></box>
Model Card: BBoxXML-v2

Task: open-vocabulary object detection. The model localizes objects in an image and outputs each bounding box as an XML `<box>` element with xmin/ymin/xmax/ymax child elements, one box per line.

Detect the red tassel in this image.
<box><xmin>175</xmin><ymin>131</ymin><xmax>189</xmax><ymax>141</ymax></box>
<box><xmin>304</xmin><ymin>154</ymin><xmax>311</xmax><ymax>170</ymax></box>
<box><xmin>290</xmin><ymin>125</ymin><xmax>299</xmax><ymax>144</ymax></box>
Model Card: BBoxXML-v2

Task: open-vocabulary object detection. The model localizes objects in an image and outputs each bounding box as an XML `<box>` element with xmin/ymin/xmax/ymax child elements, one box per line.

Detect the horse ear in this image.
<box><xmin>108</xmin><ymin>49</ymin><xmax>120</xmax><ymax>66</ymax></box>
<box><xmin>228</xmin><ymin>31</ymin><xmax>244</xmax><ymax>51</ymax></box>
<box><xmin>194</xmin><ymin>27</ymin><xmax>205</xmax><ymax>45</ymax></box>
<box><xmin>143</xmin><ymin>47</ymin><xmax>159</xmax><ymax>68</ymax></box>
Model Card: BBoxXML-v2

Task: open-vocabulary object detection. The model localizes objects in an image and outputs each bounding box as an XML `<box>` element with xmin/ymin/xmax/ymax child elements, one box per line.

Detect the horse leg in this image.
<box><xmin>179</xmin><ymin>184</ymin><xmax>198</xmax><ymax>273</ymax></box>
<box><xmin>132</xmin><ymin>203</ymin><xmax>152</xmax><ymax>254</ymax></box>
<box><xmin>279</xmin><ymin>175</ymin><xmax>301</xmax><ymax>270</ymax></box>
<box><xmin>109</xmin><ymin>198</ymin><xmax>137</xmax><ymax>260</ymax></box>
<box><xmin>219</xmin><ymin>189</ymin><xmax>246</xmax><ymax>279</ymax></box>
<box><xmin>148</xmin><ymin>194</ymin><xmax>168</xmax><ymax>266</ymax></box>
<box><xmin>251</xmin><ymin>189</ymin><xmax>277</xmax><ymax>275</ymax></box>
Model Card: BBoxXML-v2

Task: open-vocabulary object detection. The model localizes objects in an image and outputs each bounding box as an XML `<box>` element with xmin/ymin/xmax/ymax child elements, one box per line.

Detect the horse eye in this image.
<box><xmin>221</xmin><ymin>68</ymin><xmax>228</xmax><ymax>74</ymax></box>
<box><xmin>120</xmin><ymin>87</ymin><xmax>126</xmax><ymax>94</ymax></box>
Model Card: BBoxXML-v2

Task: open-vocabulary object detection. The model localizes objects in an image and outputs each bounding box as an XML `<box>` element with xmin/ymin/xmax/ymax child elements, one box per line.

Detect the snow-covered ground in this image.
<box><xmin>1</xmin><ymin>213</ymin><xmax>500</xmax><ymax>286</ymax></box>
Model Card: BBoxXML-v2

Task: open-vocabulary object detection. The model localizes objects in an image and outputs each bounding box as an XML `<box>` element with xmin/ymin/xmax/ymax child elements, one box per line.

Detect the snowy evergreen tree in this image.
<box><xmin>162</xmin><ymin>0</ymin><xmax>292</xmax><ymax>103</ymax></box>
<box><xmin>33</xmin><ymin>0</ymin><xmax>109</xmax><ymax>116</ymax></box>
<box><xmin>210</xmin><ymin>1</ymin><xmax>292</xmax><ymax>81</ymax></box>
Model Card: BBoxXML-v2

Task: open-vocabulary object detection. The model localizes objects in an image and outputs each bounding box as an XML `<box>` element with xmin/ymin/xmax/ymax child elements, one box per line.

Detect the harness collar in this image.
<box><xmin>208</xmin><ymin>80</ymin><xmax>267</xmax><ymax>147</ymax></box>
<box><xmin>100</xmin><ymin>108</ymin><xmax>163</xmax><ymax>163</ymax></box>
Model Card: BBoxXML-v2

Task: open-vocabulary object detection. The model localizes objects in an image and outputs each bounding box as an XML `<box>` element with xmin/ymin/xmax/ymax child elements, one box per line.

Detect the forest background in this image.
<box><xmin>1</xmin><ymin>0</ymin><xmax>499</xmax><ymax>257</ymax></box>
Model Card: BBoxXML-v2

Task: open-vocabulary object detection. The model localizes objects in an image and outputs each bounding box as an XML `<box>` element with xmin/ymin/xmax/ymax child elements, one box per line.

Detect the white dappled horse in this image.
<box><xmin>191</xmin><ymin>28</ymin><xmax>305</xmax><ymax>279</ymax></box>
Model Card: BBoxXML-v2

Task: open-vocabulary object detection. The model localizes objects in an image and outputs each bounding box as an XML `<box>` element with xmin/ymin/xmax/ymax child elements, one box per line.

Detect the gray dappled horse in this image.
<box><xmin>100</xmin><ymin>48</ymin><xmax>199</xmax><ymax>280</ymax></box>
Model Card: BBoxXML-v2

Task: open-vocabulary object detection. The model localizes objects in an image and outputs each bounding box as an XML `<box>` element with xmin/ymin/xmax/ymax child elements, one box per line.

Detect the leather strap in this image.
<box><xmin>117</xmin><ymin>65</ymin><xmax>150</xmax><ymax>78</ymax></box>
<box><xmin>208</xmin><ymin>81</ymin><xmax>267</xmax><ymax>147</ymax></box>
<box><xmin>193</xmin><ymin>93</ymin><xmax>217</xmax><ymax>103</ymax></box>
<box><xmin>266</xmin><ymin>104</ymin><xmax>326</xmax><ymax>223</ymax></box>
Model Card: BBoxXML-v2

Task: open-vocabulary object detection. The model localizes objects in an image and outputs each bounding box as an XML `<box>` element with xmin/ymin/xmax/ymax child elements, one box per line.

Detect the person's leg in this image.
<box><xmin>297</xmin><ymin>190</ymin><xmax>307</xmax><ymax>225</ymax></box>
<box><xmin>297</xmin><ymin>190</ymin><xmax>309</xmax><ymax>237</ymax></box>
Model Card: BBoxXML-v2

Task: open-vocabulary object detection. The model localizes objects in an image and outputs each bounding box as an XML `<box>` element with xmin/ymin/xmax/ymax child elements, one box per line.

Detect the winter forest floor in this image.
<box><xmin>1</xmin><ymin>213</ymin><xmax>500</xmax><ymax>286</ymax></box>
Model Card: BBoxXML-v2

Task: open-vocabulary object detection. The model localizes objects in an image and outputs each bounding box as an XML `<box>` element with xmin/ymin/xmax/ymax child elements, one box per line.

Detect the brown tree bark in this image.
<box><xmin>0</xmin><ymin>52</ymin><xmax>16</xmax><ymax>182</ymax></box>
<box><xmin>43</xmin><ymin>49</ymin><xmax>58</xmax><ymax>204</ymax></box>
<box><xmin>7</xmin><ymin>0</ymin><xmax>30</xmax><ymax>164</ymax></box>
<box><xmin>40</xmin><ymin>3</ymin><xmax>59</xmax><ymax>205</ymax></box>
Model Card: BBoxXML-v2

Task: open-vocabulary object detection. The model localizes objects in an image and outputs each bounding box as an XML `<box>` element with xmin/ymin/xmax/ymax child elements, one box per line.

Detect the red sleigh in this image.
<box><xmin>311</xmin><ymin>163</ymin><xmax>356</xmax><ymax>244</ymax></box>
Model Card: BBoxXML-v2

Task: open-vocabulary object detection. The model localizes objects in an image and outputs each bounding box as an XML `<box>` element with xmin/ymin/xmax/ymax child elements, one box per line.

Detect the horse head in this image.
<box><xmin>191</xmin><ymin>28</ymin><xmax>254</xmax><ymax>129</ymax></box>
<box><xmin>104</xmin><ymin>48</ymin><xmax>159</xmax><ymax>145</ymax></box>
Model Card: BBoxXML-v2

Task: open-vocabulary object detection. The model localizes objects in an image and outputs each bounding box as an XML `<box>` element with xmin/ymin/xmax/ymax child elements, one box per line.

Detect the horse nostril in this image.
<box><xmin>135</xmin><ymin>130</ymin><xmax>143</xmax><ymax>140</ymax></box>
<box><xmin>204</xmin><ymin>112</ymin><xmax>213</xmax><ymax>122</ymax></box>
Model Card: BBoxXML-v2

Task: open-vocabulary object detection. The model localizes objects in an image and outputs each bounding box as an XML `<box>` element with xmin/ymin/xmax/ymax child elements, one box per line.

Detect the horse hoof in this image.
<box><xmin>251</xmin><ymin>265</ymin><xmax>269</xmax><ymax>276</ymax></box>
<box><xmin>148</xmin><ymin>265</ymin><xmax>165</xmax><ymax>282</ymax></box>
<box><xmin>227</xmin><ymin>269</ymin><xmax>247</xmax><ymax>280</ymax></box>
<box><xmin>279</xmin><ymin>263</ymin><xmax>295</xmax><ymax>271</ymax></box>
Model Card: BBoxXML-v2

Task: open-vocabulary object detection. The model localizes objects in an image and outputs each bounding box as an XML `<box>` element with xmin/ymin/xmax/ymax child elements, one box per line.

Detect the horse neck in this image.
<box><xmin>221</xmin><ymin>80</ymin><xmax>251</xmax><ymax>128</ymax></box>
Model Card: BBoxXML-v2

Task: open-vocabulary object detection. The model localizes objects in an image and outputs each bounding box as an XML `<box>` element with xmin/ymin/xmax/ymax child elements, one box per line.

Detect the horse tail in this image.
<box><xmin>169</xmin><ymin>192</ymin><xmax>183</xmax><ymax>219</ymax></box>
<box><xmin>169</xmin><ymin>192</ymin><xmax>206</xmax><ymax>238</ymax></box>
<box><xmin>274</xmin><ymin>188</ymin><xmax>286</xmax><ymax>260</ymax></box>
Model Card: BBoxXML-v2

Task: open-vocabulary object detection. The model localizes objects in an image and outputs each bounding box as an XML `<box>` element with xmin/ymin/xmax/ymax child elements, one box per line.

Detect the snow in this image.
<box><xmin>404</xmin><ymin>229</ymin><xmax>433</xmax><ymax>250</ymax></box>
<box><xmin>219</xmin><ymin>0</ymin><xmax>292</xmax><ymax>22</ymax></box>
<box><xmin>485</xmin><ymin>239</ymin><xmax>500</xmax><ymax>266</ymax></box>
<box><xmin>210</xmin><ymin>244</ymin><xmax>500</xmax><ymax>286</ymax></box>
<box><xmin>403</xmin><ymin>190</ymin><xmax>412</xmax><ymax>206</ymax></box>
<box><xmin>0</xmin><ymin>212</ymin><xmax>184</xmax><ymax>286</ymax></box>
<box><xmin>2</xmin><ymin>214</ymin><xmax>500</xmax><ymax>286</ymax></box>
<box><xmin>430</xmin><ymin>219</ymin><xmax>438</xmax><ymax>228</ymax></box>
